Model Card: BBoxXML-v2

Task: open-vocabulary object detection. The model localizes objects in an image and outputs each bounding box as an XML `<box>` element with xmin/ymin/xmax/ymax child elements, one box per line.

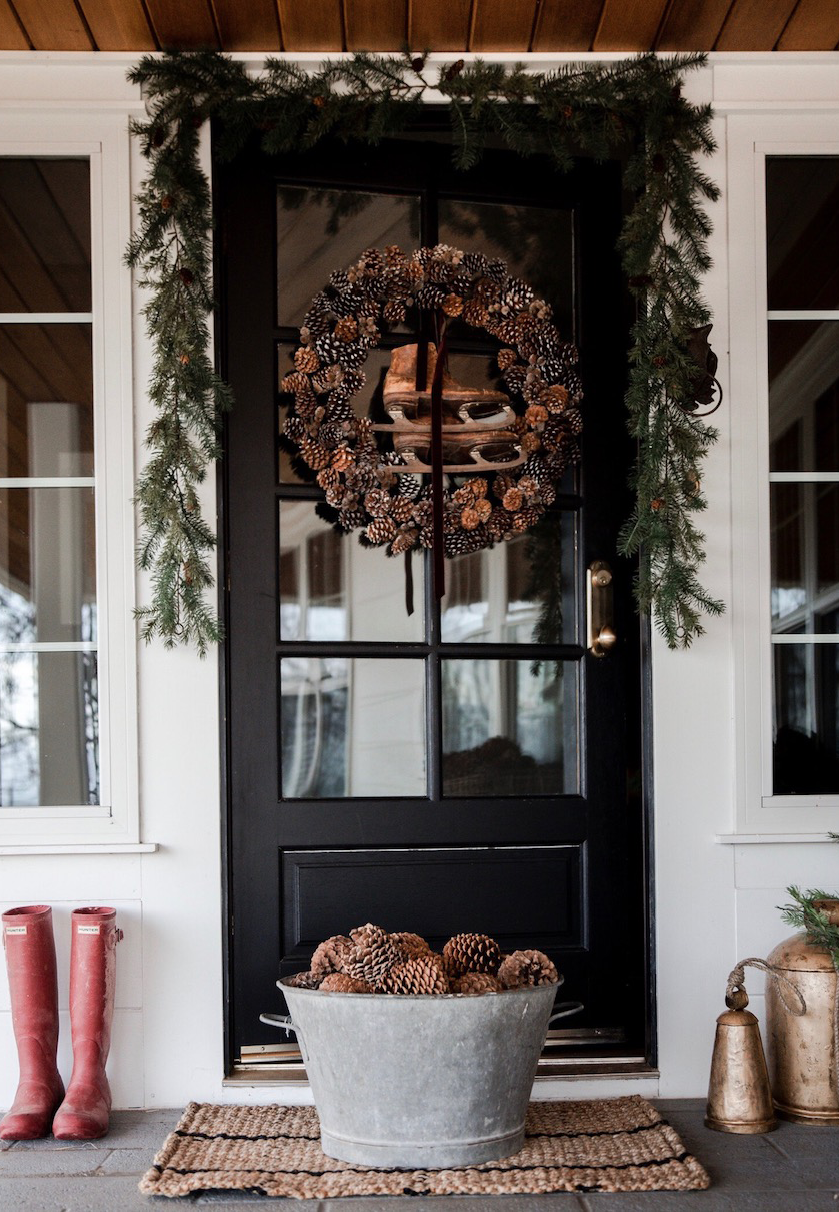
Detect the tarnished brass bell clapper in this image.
<box><xmin>766</xmin><ymin>898</ymin><xmax>839</xmax><ymax>1125</ymax></box>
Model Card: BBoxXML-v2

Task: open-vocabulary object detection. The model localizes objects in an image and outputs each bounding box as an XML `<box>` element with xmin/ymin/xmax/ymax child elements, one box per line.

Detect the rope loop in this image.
<box><xmin>726</xmin><ymin>957</ymin><xmax>806</xmax><ymax>1017</ymax></box>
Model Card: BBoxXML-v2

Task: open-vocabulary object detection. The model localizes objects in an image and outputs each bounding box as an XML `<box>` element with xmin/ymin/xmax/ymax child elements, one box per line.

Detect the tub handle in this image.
<box><xmin>259</xmin><ymin>1011</ymin><xmax>309</xmax><ymax>1062</ymax></box>
<box><xmin>548</xmin><ymin>1001</ymin><xmax>584</xmax><ymax>1025</ymax></box>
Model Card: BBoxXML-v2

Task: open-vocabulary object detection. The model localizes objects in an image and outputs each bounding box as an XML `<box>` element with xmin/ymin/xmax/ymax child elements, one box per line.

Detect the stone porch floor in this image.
<box><xmin>0</xmin><ymin>1100</ymin><xmax>837</xmax><ymax>1211</ymax></box>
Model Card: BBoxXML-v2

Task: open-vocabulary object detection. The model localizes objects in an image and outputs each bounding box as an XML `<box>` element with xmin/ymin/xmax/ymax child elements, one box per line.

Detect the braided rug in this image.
<box><xmin>139</xmin><ymin>1096</ymin><xmax>710</xmax><ymax>1198</ymax></box>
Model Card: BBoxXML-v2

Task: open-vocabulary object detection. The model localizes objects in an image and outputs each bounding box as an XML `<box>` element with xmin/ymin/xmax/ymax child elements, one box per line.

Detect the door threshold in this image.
<box><xmin>224</xmin><ymin>1058</ymin><xmax>658</xmax><ymax>1087</ymax></box>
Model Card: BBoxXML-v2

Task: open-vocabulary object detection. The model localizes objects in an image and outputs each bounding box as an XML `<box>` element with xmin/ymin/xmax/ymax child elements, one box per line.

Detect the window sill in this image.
<box><xmin>715</xmin><ymin>833</ymin><xmax>834</xmax><ymax>844</ymax></box>
<box><xmin>0</xmin><ymin>842</ymin><xmax>158</xmax><ymax>855</ymax></box>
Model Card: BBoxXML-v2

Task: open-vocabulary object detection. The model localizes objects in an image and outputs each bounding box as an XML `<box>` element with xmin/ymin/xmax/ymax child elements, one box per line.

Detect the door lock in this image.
<box><xmin>587</xmin><ymin>561</ymin><xmax>616</xmax><ymax>657</ymax></box>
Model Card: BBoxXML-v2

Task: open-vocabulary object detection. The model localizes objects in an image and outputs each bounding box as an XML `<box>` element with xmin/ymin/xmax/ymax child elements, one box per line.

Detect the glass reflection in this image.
<box><xmin>0</xmin><ymin>651</ymin><xmax>99</xmax><ymax>806</ymax></box>
<box><xmin>0</xmin><ymin>488</ymin><xmax>96</xmax><ymax>644</ymax></box>
<box><xmin>280</xmin><ymin>656</ymin><xmax>425</xmax><ymax>798</ymax></box>
<box><xmin>769</xmin><ymin>322</ymin><xmax>839</xmax><ymax>473</ymax></box>
<box><xmin>773</xmin><ymin>642</ymin><xmax>839</xmax><ymax>794</ymax></box>
<box><xmin>441</xmin><ymin>513</ymin><xmax>575</xmax><ymax>644</ymax></box>
<box><xmin>277</xmin><ymin>186</ymin><xmax>420</xmax><ymax>329</ymax></box>
<box><xmin>279</xmin><ymin>501</ymin><xmax>423</xmax><ymax>643</ymax></box>
<box><xmin>766</xmin><ymin>158</ymin><xmax>839</xmax><ymax>311</ymax></box>
<box><xmin>442</xmin><ymin>659</ymin><xmax>577</xmax><ymax>796</ymax></box>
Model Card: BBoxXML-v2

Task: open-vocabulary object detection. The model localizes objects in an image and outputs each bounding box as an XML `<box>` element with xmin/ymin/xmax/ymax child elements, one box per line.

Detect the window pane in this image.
<box><xmin>0</xmin><ymin>651</ymin><xmax>99</xmax><ymax>806</ymax></box>
<box><xmin>768</xmin><ymin>321</ymin><xmax>839</xmax><ymax>474</ymax></box>
<box><xmin>0</xmin><ymin>159</ymin><xmax>91</xmax><ymax>313</ymax></box>
<box><xmin>0</xmin><ymin>487</ymin><xmax>96</xmax><ymax>644</ymax></box>
<box><xmin>0</xmin><ymin>326</ymin><xmax>93</xmax><ymax>477</ymax></box>
<box><xmin>277</xmin><ymin>186</ymin><xmax>420</xmax><ymax>330</ymax></box>
<box><xmin>442</xmin><ymin>658</ymin><xmax>578</xmax><ymax>796</ymax></box>
<box><xmin>766</xmin><ymin>158</ymin><xmax>839</xmax><ymax>311</ymax></box>
<box><xmin>441</xmin><ymin>513</ymin><xmax>577</xmax><ymax>644</ymax></box>
<box><xmin>773</xmin><ymin>643</ymin><xmax>839</xmax><ymax>794</ymax></box>
<box><xmin>280</xmin><ymin>656</ymin><xmax>425</xmax><ymax>798</ymax></box>
<box><xmin>438</xmin><ymin>199</ymin><xmax>574</xmax><ymax>336</ymax></box>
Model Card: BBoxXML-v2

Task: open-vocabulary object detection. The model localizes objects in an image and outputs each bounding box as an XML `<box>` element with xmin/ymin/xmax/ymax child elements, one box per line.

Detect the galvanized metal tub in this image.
<box><xmin>261</xmin><ymin>979</ymin><xmax>580</xmax><ymax>1168</ymax></box>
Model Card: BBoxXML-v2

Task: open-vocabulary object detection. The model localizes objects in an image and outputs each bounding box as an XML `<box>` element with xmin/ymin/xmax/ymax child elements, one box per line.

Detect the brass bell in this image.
<box><xmin>705</xmin><ymin>984</ymin><xmax>776</xmax><ymax>1134</ymax></box>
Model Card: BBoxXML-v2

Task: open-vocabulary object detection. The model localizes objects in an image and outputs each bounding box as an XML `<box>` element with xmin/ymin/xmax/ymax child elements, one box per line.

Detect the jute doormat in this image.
<box><xmin>139</xmin><ymin>1096</ymin><xmax>710</xmax><ymax>1198</ymax></box>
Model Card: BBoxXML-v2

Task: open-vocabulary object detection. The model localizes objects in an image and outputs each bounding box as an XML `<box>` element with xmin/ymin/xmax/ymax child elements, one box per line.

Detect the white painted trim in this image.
<box><xmin>0</xmin><ymin>313</ymin><xmax>93</xmax><ymax>323</ymax></box>
<box><xmin>0</xmin><ymin>642</ymin><xmax>98</xmax><ymax>652</ymax></box>
<box><xmin>0</xmin><ymin>842</ymin><xmax>157</xmax><ymax>854</ymax></box>
<box><xmin>769</xmin><ymin>472</ymin><xmax>839</xmax><ymax>483</ymax></box>
<box><xmin>716</xmin><ymin>833</ymin><xmax>838</xmax><ymax>844</ymax></box>
<box><xmin>0</xmin><ymin>477</ymin><xmax>96</xmax><ymax>488</ymax></box>
<box><xmin>770</xmin><ymin>634</ymin><xmax>839</xmax><ymax>644</ymax></box>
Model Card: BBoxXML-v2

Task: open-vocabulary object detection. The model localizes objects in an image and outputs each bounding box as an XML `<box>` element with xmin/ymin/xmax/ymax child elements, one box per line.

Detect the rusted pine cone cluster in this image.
<box><xmin>286</xmin><ymin>924</ymin><xmax>559</xmax><ymax>995</ymax></box>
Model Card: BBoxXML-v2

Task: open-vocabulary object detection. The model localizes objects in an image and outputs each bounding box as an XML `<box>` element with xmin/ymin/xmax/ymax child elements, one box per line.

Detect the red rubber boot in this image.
<box><xmin>51</xmin><ymin>907</ymin><xmax>121</xmax><ymax>1141</ymax></box>
<box><xmin>0</xmin><ymin>905</ymin><xmax>65</xmax><ymax>1140</ymax></box>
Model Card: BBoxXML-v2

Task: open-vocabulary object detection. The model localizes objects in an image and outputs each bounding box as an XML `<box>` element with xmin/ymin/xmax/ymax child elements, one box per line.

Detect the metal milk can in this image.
<box><xmin>765</xmin><ymin>899</ymin><xmax>839</xmax><ymax>1125</ymax></box>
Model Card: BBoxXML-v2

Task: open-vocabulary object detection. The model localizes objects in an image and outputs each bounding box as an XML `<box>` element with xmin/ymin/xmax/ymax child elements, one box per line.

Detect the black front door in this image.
<box><xmin>217</xmin><ymin>128</ymin><xmax>650</xmax><ymax>1073</ymax></box>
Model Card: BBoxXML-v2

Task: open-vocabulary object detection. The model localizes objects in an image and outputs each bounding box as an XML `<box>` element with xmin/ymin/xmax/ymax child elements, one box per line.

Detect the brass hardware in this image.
<box><xmin>587</xmin><ymin>561</ymin><xmax>616</xmax><ymax>657</ymax></box>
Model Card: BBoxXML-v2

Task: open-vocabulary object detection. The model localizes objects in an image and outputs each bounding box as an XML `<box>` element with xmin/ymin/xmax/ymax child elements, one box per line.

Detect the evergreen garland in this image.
<box><xmin>126</xmin><ymin>49</ymin><xmax>723</xmax><ymax>653</ymax></box>
<box><xmin>779</xmin><ymin>886</ymin><xmax>839</xmax><ymax>971</ymax></box>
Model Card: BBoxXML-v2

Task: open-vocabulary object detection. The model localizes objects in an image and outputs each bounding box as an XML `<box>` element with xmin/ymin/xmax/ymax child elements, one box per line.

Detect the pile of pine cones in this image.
<box><xmin>285</xmin><ymin>924</ymin><xmax>559</xmax><ymax>996</ymax></box>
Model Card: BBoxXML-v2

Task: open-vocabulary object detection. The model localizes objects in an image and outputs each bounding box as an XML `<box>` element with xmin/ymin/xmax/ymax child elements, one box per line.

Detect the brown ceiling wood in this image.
<box><xmin>656</xmin><ymin>0</ymin><xmax>731</xmax><ymax>51</ymax></box>
<box><xmin>278</xmin><ymin>0</ymin><xmax>342</xmax><ymax>50</ymax></box>
<box><xmin>593</xmin><ymin>0</ymin><xmax>670</xmax><ymax>51</ymax></box>
<box><xmin>531</xmin><ymin>0</ymin><xmax>602</xmax><ymax>51</ymax></box>
<box><xmin>410</xmin><ymin>0</ymin><xmax>471</xmax><ymax>53</ymax></box>
<box><xmin>144</xmin><ymin>0</ymin><xmax>220</xmax><ymax>49</ymax></box>
<box><xmin>212</xmin><ymin>0</ymin><xmax>281</xmax><ymax>51</ymax></box>
<box><xmin>776</xmin><ymin>0</ymin><xmax>839</xmax><ymax>51</ymax></box>
<box><xmin>79</xmin><ymin>0</ymin><xmax>157</xmax><ymax>50</ymax></box>
<box><xmin>715</xmin><ymin>0</ymin><xmax>797</xmax><ymax>50</ymax></box>
<box><xmin>11</xmin><ymin>0</ymin><xmax>94</xmax><ymax>50</ymax></box>
<box><xmin>469</xmin><ymin>0</ymin><xmax>538</xmax><ymax>51</ymax></box>
<box><xmin>0</xmin><ymin>0</ymin><xmax>29</xmax><ymax>49</ymax></box>
<box><xmin>344</xmin><ymin>0</ymin><xmax>405</xmax><ymax>50</ymax></box>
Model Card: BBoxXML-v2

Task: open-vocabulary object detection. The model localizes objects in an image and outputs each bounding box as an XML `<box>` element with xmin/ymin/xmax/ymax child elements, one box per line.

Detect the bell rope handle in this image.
<box><xmin>726</xmin><ymin>957</ymin><xmax>806</xmax><ymax>1017</ymax></box>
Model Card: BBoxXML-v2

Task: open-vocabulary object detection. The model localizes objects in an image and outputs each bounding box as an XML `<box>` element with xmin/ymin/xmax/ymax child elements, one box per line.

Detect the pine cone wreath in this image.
<box><xmin>310</xmin><ymin>934</ymin><xmax>353</xmax><ymax>980</ymax></box>
<box><xmin>391</xmin><ymin>931</ymin><xmax>431</xmax><ymax>960</ymax></box>
<box><xmin>442</xmin><ymin>933</ymin><xmax>502</xmax><ymax>979</ymax></box>
<box><xmin>345</xmin><ymin>923</ymin><xmax>401</xmax><ymax>989</ymax></box>
<box><xmin>498</xmin><ymin>949</ymin><xmax>559</xmax><ymax>989</ymax></box>
<box><xmin>285</xmin><ymin>970</ymin><xmax>321</xmax><ymax>989</ymax></box>
<box><xmin>319</xmin><ymin>973</ymin><xmax>374</xmax><ymax>994</ymax></box>
<box><xmin>384</xmin><ymin>953</ymin><xmax>449</xmax><ymax>995</ymax></box>
<box><xmin>452</xmin><ymin>972</ymin><xmax>503</xmax><ymax>994</ymax></box>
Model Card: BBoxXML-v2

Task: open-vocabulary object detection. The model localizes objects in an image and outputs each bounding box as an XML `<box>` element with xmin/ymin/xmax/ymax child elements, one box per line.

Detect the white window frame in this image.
<box><xmin>730</xmin><ymin>112</ymin><xmax>839</xmax><ymax>836</ymax></box>
<box><xmin>0</xmin><ymin>111</ymin><xmax>140</xmax><ymax>848</ymax></box>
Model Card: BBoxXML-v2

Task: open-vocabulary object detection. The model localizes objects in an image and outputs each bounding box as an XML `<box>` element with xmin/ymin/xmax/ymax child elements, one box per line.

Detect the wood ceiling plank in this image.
<box><xmin>531</xmin><ymin>0</ymin><xmax>602</xmax><ymax>51</ymax></box>
<box><xmin>715</xmin><ymin>0</ymin><xmax>797</xmax><ymax>50</ymax></box>
<box><xmin>410</xmin><ymin>0</ymin><xmax>471</xmax><ymax>52</ymax></box>
<box><xmin>212</xmin><ymin>0</ymin><xmax>281</xmax><ymax>50</ymax></box>
<box><xmin>144</xmin><ymin>0</ymin><xmax>219</xmax><ymax>49</ymax></box>
<box><xmin>0</xmin><ymin>0</ymin><xmax>30</xmax><ymax>49</ymax></box>
<box><xmin>593</xmin><ymin>0</ymin><xmax>669</xmax><ymax>50</ymax></box>
<box><xmin>344</xmin><ymin>0</ymin><xmax>406</xmax><ymax>49</ymax></box>
<box><xmin>78</xmin><ymin>0</ymin><xmax>157</xmax><ymax>50</ymax></box>
<box><xmin>777</xmin><ymin>0</ymin><xmax>839</xmax><ymax>50</ymax></box>
<box><xmin>470</xmin><ymin>0</ymin><xmax>538</xmax><ymax>50</ymax></box>
<box><xmin>656</xmin><ymin>0</ymin><xmax>731</xmax><ymax>50</ymax></box>
<box><xmin>10</xmin><ymin>0</ymin><xmax>93</xmax><ymax>49</ymax></box>
<box><xmin>278</xmin><ymin>0</ymin><xmax>342</xmax><ymax>49</ymax></box>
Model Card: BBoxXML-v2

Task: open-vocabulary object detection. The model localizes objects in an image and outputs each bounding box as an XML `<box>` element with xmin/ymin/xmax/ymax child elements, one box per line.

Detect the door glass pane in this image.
<box><xmin>441</xmin><ymin>513</ymin><xmax>576</xmax><ymax>644</ymax></box>
<box><xmin>769</xmin><ymin>321</ymin><xmax>839</xmax><ymax>473</ymax></box>
<box><xmin>773</xmin><ymin>642</ymin><xmax>839</xmax><ymax>793</ymax></box>
<box><xmin>0</xmin><ymin>651</ymin><xmax>99</xmax><ymax>806</ymax></box>
<box><xmin>0</xmin><ymin>326</ymin><xmax>94</xmax><ymax>477</ymax></box>
<box><xmin>277</xmin><ymin>186</ymin><xmax>420</xmax><ymax>329</ymax></box>
<box><xmin>0</xmin><ymin>487</ymin><xmax>96</xmax><ymax>644</ymax></box>
<box><xmin>280</xmin><ymin>656</ymin><xmax>425</xmax><ymax>798</ymax></box>
<box><xmin>771</xmin><ymin>483</ymin><xmax>839</xmax><ymax>629</ymax></box>
<box><xmin>441</xmin><ymin>658</ymin><xmax>578</xmax><ymax>796</ymax></box>
<box><xmin>438</xmin><ymin>199</ymin><xmax>574</xmax><ymax>335</ymax></box>
<box><xmin>0</xmin><ymin>159</ymin><xmax>91</xmax><ymax>313</ymax></box>
<box><xmin>279</xmin><ymin>501</ymin><xmax>423</xmax><ymax>642</ymax></box>
<box><xmin>766</xmin><ymin>158</ymin><xmax>839</xmax><ymax>311</ymax></box>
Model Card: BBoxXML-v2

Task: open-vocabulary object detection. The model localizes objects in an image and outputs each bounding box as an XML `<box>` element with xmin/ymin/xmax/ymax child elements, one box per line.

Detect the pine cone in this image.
<box><xmin>319</xmin><ymin>973</ymin><xmax>374</xmax><ymax>993</ymax></box>
<box><xmin>390</xmin><ymin>528</ymin><xmax>418</xmax><ymax>554</ymax></box>
<box><xmin>366</xmin><ymin>516</ymin><xmax>396</xmax><ymax>544</ymax></box>
<box><xmin>286</xmin><ymin>970</ymin><xmax>321</xmax><ymax>989</ymax></box>
<box><xmin>563</xmin><ymin>408</ymin><xmax>583</xmax><ymax>436</ymax></box>
<box><xmin>310</xmin><ymin>935</ymin><xmax>353</xmax><ymax>980</ymax></box>
<box><xmin>442</xmin><ymin>933</ymin><xmax>502</xmax><ymax>978</ymax></box>
<box><xmin>294</xmin><ymin>347</ymin><xmax>320</xmax><ymax>374</ymax></box>
<box><xmin>384</xmin><ymin>953</ymin><xmax>449</xmax><ymax>995</ymax></box>
<box><xmin>452</xmin><ymin>972</ymin><xmax>503</xmax><ymax>994</ymax></box>
<box><xmin>334</xmin><ymin>316</ymin><xmax>358</xmax><ymax>343</ymax></box>
<box><xmin>391</xmin><ymin>931</ymin><xmax>431</xmax><ymax>960</ymax></box>
<box><xmin>345</xmin><ymin>923</ymin><xmax>401</xmax><ymax>989</ymax></box>
<box><xmin>512</xmin><ymin>504</ymin><xmax>543</xmax><ymax>532</ymax></box>
<box><xmin>502</xmin><ymin>487</ymin><xmax>523</xmax><ymax>513</ymax></box>
<box><xmin>300</xmin><ymin>438</ymin><xmax>330</xmax><ymax>470</ymax></box>
<box><xmin>498</xmin><ymin>949</ymin><xmax>559</xmax><ymax>989</ymax></box>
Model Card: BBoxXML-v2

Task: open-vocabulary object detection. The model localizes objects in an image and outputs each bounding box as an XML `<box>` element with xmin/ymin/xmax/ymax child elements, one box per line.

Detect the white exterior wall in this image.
<box><xmin>0</xmin><ymin>51</ymin><xmax>837</xmax><ymax>1110</ymax></box>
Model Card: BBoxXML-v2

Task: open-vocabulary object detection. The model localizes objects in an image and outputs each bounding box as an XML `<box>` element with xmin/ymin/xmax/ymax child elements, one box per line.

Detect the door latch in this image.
<box><xmin>587</xmin><ymin>561</ymin><xmax>616</xmax><ymax>657</ymax></box>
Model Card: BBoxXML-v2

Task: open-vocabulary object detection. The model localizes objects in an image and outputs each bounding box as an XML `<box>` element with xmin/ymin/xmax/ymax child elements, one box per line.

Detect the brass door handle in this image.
<box><xmin>587</xmin><ymin>561</ymin><xmax>616</xmax><ymax>657</ymax></box>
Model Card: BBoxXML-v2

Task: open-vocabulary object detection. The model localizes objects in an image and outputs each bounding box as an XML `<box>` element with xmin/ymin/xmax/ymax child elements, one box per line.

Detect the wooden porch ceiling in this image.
<box><xmin>1</xmin><ymin>0</ymin><xmax>838</xmax><ymax>55</ymax></box>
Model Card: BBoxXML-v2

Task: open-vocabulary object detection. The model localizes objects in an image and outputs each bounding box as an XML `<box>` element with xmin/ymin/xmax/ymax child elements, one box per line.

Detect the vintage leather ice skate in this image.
<box><xmin>376</xmin><ymin>343</ymin><xmax>514</xmax><ymax>431</ymax></box>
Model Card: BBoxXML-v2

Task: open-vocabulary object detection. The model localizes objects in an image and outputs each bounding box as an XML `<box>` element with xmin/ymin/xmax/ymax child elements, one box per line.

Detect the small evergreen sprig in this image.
<box><xmin>779</xmin><ymin>886</ymin><xmax>839</xmax><ymax>970</ymax></box>
<box><xmin>127</xmin><ymin>49</ymin><xmax>722</xmax><ymax>652</ymax></box>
